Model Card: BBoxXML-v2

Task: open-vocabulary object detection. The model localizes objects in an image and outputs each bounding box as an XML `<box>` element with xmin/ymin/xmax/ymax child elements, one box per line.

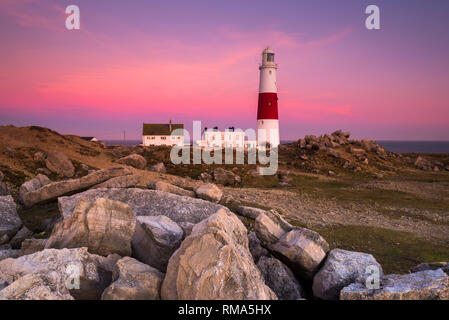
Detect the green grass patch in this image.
<box><xmin>316</xmin><ymin>224</ymin><xmax>449</xmax><ymax>274</ymax></box>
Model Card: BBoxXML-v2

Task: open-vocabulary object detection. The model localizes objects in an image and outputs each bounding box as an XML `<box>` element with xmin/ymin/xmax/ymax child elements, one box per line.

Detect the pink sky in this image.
<box><xmin>1</xmin><ymin>0</ymin><xmax>448</xmax><ymax>140</ymax></box>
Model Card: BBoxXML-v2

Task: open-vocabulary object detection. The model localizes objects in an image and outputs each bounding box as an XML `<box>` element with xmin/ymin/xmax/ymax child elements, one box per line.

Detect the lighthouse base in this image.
<box><xmin>257</xmin><ymin>119</ymin><xmax>280</xmax><ymax>148</ymax></box>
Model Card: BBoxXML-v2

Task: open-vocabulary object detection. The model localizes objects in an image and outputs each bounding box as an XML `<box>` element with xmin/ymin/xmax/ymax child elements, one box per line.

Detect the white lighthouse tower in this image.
<box><xmin>257</xmin><ymin>47</ymin><xmax>280</xmax><ymax>148</ymax></box>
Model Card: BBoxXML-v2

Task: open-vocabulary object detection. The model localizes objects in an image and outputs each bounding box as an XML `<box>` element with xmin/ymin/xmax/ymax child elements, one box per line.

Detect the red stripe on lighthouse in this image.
<box><xmin>257</xmin><ymin>92</ymin><xmax>278</xmax><ymax>120</ymax></box>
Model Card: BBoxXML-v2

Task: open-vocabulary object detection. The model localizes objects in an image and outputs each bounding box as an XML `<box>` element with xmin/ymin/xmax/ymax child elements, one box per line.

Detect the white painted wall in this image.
<box><xmin>142</xmin><ymin>135</ymin><xmax>183</xmax><ymax>146</ymax></box>
<box><xmin>257</xmin><ymin>119</ymin><xmax>280</xmax><ymax>148</ymax></box>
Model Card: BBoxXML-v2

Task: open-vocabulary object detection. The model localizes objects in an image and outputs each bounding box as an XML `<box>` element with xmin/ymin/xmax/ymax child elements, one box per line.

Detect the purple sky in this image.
<box><xmin>1</xmin><ymin>0</ymin><xmax>448</xmax><ymax>140</ymax></box>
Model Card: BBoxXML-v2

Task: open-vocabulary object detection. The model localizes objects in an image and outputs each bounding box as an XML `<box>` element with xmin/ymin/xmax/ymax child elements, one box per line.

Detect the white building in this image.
<box><xmin>142</xmin><ymin>121</ymin><xmax>184</xmax><ymax>146</ymax></box>
<box><xmin>197</xmin><ymin>127</ymin><xmax>257</xmax><ymax>149</ymax></box>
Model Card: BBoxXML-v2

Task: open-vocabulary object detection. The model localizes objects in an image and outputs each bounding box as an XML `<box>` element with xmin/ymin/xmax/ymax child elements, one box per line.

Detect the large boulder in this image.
<box><xmin>194</xmin><ymin>183</ymin><xmax>223</xmax><ymax>203</ymax></box>
<box><xmin>58</xmin><ymin>188</ymin><xmax>225</xmax><ymax>225</ymax></box>
<box><xmin>161</xmin><ymin>209</ymin><xmax>277</xmax><ymax>300</ymax></box>
<box><xmin>45</xmin><ymin>198</ymin><xmax>136</xmax><ymax>257</ymax></box>
<box><xmin>0</xmin><ymin>247</ymin><xmax>116</xmax><ymax>300</ymax></box>
<box><xmin>410</xmin><ymin>262</ymin><xmax>449</xmax><ymax>275</ymax></box>
<box><xmin>312</xmin><ymin>249</ymin><xmax>383</xmax><ymax>300</ymax></box>
<box><xmin>19</xmin><ymin>174</ymin><xmax>52</xmax><ymax>204</ymax></box>
<box><xmin>147</xmin><ymin>181</ymin><xmax>195</xmax><ymax>198</ymax></box>
<box><xmin>212</xmin><ymin>168</ymin><xmax>241</xmax><ymax>186</ymax></box>
<box><xmin>91</xmin><ymin>174</ymin><xmax>141</xmax><ymax>189</ymax></box>
<box><xmin>22</xmin><ymin>167</ymin><xmax>132</xmax><ymax>207</ymax></box>
<box><xmin>0</xmin><ymin>196</ymin><xmax>22</xmax><ymax>238</ymax></box>
<box><xmin>0</xmin><ymin>274</ymin><xmax>74</xmax><ymax>300</ymax></box>
<box><xmin>117</xmin><ymin>154</ymin><xmax>147</xmax><ymax>170</ymax></box>
<box><xmin>257</xmin><ymin>256</ymin><xmax>304</xmax><ymax>300</ymax></box>
<box><xmin>255</xmin><ymin>210</ymin><xmax>329</xmax><ymax>279</ymax></box>
<box><xmin>237</xmin><ymin>206</ymin><xmax>266</xmax><ymax>220</ymax></box>
<box><xmin>101</xmin><ymin>257</ymin><xmax>164</xmax><ymax>300</ymax></box>
<box><xmin>248</xmin><ymin>232</ymin><xmax>269</xmax><ymax>263</ymax></box>
<box><xmin>45</xmin><ymin>151</ymin><xmax>75</xmax><ymax>178</ymax></box>
<box><xmin>132</xmin><ymin>215</ymin><xmax>183</xmax><ymax>272</ymax></box>
<box><xmin>340</xmin><ymin>269</ymin><xmax>449</xmax><ymax>300</ymax></box>
<box><xmin>19</xmin><ymin>239</ymin><xmax>47</xmax><ymax>256</ymax></box>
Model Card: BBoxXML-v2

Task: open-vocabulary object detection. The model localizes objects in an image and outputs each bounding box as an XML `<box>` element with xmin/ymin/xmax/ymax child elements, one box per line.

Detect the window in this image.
<box><xmin>267</xmin><ymin>53</ymin><xmax>274</xmax><ymax>62</ymax></box>
<box><xmin>268</xmin><ymin>102</ymin><xmax>272</xmax><ymax>106</ymax></box>
<box><xmin>161</xmin><ymin>136</ymin><xmax>166</xmax><ymax>140</ymax></box>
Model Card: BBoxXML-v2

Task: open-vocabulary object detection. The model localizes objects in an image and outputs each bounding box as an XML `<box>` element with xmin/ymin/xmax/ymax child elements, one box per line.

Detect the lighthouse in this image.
<box><xmin>257</xmin><ymin>47</ymin><xmax>280</xmax><ymax>148</ymax></box>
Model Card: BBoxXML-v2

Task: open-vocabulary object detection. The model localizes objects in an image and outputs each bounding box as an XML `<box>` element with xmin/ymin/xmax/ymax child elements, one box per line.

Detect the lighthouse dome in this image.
<box><xmin>262</xmin><ymin>46</ymin><xmax>275</xmax><ymax>54</ymax></box>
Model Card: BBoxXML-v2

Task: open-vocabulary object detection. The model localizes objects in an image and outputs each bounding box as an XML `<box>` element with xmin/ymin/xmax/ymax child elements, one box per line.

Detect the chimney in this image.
<box><xmin>169</xmin><ymin>120</ymin><xmax>172</xmax><ymax>132</ymax></box>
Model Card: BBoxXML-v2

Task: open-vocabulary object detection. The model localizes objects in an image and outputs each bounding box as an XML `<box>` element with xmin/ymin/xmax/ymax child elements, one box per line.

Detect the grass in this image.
<box><xmin>316</xmin><ymin>224</ymin><xmax>449</xmax><ymax>274</ymax></box>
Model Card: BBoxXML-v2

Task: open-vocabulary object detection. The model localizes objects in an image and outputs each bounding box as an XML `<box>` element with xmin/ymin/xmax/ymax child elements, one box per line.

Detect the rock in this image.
<box><xmin>198</xmin><ymin>172</ymin><xmax>212</xmax><ymax>182</ymax></box>
<box><xmin>433</xmin><ymin>166</ymin><xmax>440</xmax><ymax>172</ymax></box>
<box><xmin>257</xmin><ymin>256</ymin><xmax>304</xmax><ymax>300</ymax></box>
<box><xmin>0</xmin><ymin>182</ymin><xmax>7</xmax><ymax>196</ymax></box>
<box><xmin>80</xmin><ymin>164</ymin><xmax>89</xmax><ymax>172</ymax></box>
<box><xmin>340</xmin><ymin>269</ymin><xmax>449</xmax><ymax>300</ymax></box>
<box><xmin>0</xmin><ymin>278</ymin><xmax>7</xmax><ymax>291</ymax></box>
<box><xmin>59</xmin><ymin>188</ymin><xmax>225</xmax><ymax>225</ymax></box>
<box><xmin>328</xmin><ymin>170</ymin><xmax>336</xmax><ymax>176</ymax></box>
<box><xmin>212</xmin><ymin>168</ymin><xmax>241</xmax><ymax>186</ymax></box>
<box><xmin>117</xmin><ymin>154</ymin><xmax>147</xmax><ymax>170</ymax></box>
<box><xmin>101</xmin><ymin>257</ymin><xmax>164</xmax><ymax>300</ymax></box>
<box><xmin>22</xmin><ymin>166</ymin><xmax>132</xmax><ymax>207</ymax></box>
<box><xmin>33</xmin><ymin>152</ymin><xmax>46</xmax><ymax>162</ymax></box>
<box><xmin>312</xmin><ymin>249</ymin><xmax>383</xmax><ymax>300</ymax></box>
<box><xmin>236</xmin><ymin>206</ymin><xmax>266</xmax><ymax>220</ymax></box>
<box><xmin>414</xmin><ymin>156</ymin><xmax>432</xmax><ymax>170</ymax></box>
<box><xmin>0</xmin><ymin>274</ymin><xmax>74</xmax><ymax>300</ymax></box>
<box><xmin>0</xmin><ymin>196</ymin><xmax>22</xmax><ymax>238</ymax></box>
<box><xmin>304</xmin><ymin>135</ymin><xmax>318</xmax><ymax>144</ymax></box>
<box><xmin>45</xmin><ymin>198</ymin><xmax>136</xmax><ymax>257</ymax></box>
<box><xmin>36</xmin><ymin>168</ymin><xmax>52</xmax><ymax>175</ymax></box>
<box><xmin>374</xmin><ymin>173</ymin><xmax>384</xmax><ymax>179</ymax></box>
<box><xmin>410</xmin><ymin>262</ymin><xmax>449</xmax><ymax>275</ymax></box>
<box><xmin>0</xmin><ymin>246</ymin><xmax>20</xmax><ymax>261</ymax></box>
<box><xmin>149</xmin><ymin>162</ymin><xmax>166</xmax><ymax>173</ymax></box>
<box><xmin>147</xmin><ymin>181</ymin><xmax>195</xmax><ymax>198</ymax></box>
<box><xmin>132</xmin><ymin>215</ymin><xmax>183</xmax><ymax>272</ymax></box>
<box><xmin>350</xmin><ymin>147</ymin><xmax>366</xmax><ymax>155</ymax></box>
<box><xmin>298</xmin><ymin>139</ymin><xmax>306</xmax><ymax>149</ymax></box>
<box><xmin>0</xmin><ymin>171</ymin><xmax>4</xmax><ymax>181</ymax></box>
<box><xmin>45</xmin><ymin>151</ymin><xmax>75</xmax><ymax>178</ymax></box>
<box><xmin>255</xmin><ymin>210</ymin><xmax>329</xmax><ymax>279</ymax></box>
<box><xmin>248</xmin><ymin>232</ymin><xmax>269</xmax><ymax>263</ymax></box>
<box><xmin>19</xmin><ymin>174</ymin><xmax>52</xmax><ymax>204</ymax></box>
<box><xmin>0</xmin><ymin>235</ymin><xmax>8</xmax><ymax>245</ymax></box>
<box><xmin>0</xmin><ymin>247</ymin><xmax>115</xmax><ymax>300</ymax></box>
<box><xmin>445</xmin><ymin>165</ymin><xmax>449</xmax><ymax>172</ymax></box>
<box><xmin>161</xmin><ymin>209</ymin><xmax>277</xmax><ymax>300</ymax></box>
<box><xmin>19</xmin><ymin>239</ymin><xmax>47</xmax><ymax>256</ymax></box>
<box><xmin>195</xmin><ymin>183</ymin><xmax>223</xmax><ymax>203</ymax></box>
<box><xmin>3</xmin><ymin>147</ymin><xmax>16</xmax><ymax>157</ymax></box>
<box><xmin>9</xmin><ymin>226</ymin><xmax>33</xmax><ymax>249</ymax></box>
<box><xmin>91</xmin><ymin>174</ymin><xmax>141</xmax><ymax>189</ymax></box>
<box><xmin>327</xmin><ymin>148</ymin><xmax>342</xmax><ymax>158</ymax></box>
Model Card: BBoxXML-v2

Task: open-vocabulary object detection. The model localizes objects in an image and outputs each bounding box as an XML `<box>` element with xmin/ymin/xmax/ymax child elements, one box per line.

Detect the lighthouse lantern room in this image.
<box><xmin>257</xmin><ymin>47</ymin><xmax>280</xmax><ymax>148</ymax></box>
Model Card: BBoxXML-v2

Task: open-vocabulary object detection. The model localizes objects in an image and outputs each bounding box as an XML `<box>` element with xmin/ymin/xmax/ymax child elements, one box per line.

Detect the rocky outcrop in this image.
<box><xmin>0</xmin><ymin>274</ymin><xmax>74</xmax><ymax>300</ymax></box>
<box><xmin>340</xmin><ymin>269</ymin><xmax>449</xmax><ymax>300</ymax></box>
<box><xmin>312</xmin><ymin>249</ymin><xmax>383</xmax><ymax>300</ymax></box>
<box><xmin>45</xmin><ymin>198</ymin><xmax>136</xmax><ymax>257</ymax></box>
<box><xmin>414</xmin><ymin>156</ymin><xmax>432</xmax><ymax>171</ymax></box>
<box><xmin>117</xmin><ymin>154</ymin><xmax>147</xmax><ymax>170</ymax></box>
<box><xmin>9</xmin><ymin>226</ymin><xmax>33</xmax><ymax>249</ymax></box>
<box><xmin>58</xmin><ymin>188</ymin><xmax>225</xmax><ymax>224</ymax></box>
<box><xmin>101</xmin><ymin>257</ymin><xmax>164</xmax><ymax>300</ymax></box>
<box><xmin>45</xmin><ymin>151</ymin><xmax>75</xmax><ymax>178</ymax></box>
<box><xmin>161</xmin><ymin>209</ymin><xmax>277</xmax><ymax>300</ymax></box>
<box><xmin>132</xmin><ymin>215</ymin><xmax>183</xmax><ymax>272</ymax></box>
<box><xmin>195</xmin><ymin>183</ymin><xmax>223</xmax><ymax>203</ymax></box>
<box><xmin>91</xmin><ymin>174</ymin><xmax>141</xmax><ymax>189</ymax></box>
<box><xmin>212</xmin><ymin>168</ymin><xmax>241</xmax><ymax>186</ymax></box>
<box><xmin>0</xmin><ymin>196</ymin><xmax>22</xmax><ymax>238</ymax></box>
<box><xmin>255</xmin><ymin>210</ymin><xmax>329</xmax><ymax>279</ymax></box>
<box><xmin>237</xmin><ymin>206</ymin><xmax>266</xmax><ymax>220</ymax></box>
<box><xmin>19</xmin><ymin>174</ymin><xmax>52</xmax><ymax>204</ymax></box>
<box><xmin>257</xmin><ymin>256</ymin><xmax>304</xmax><ymax>300</ymax></box>
<box><xmin>0</xmin><ymin>247</ymin><xmax>115</xmax><ymax>300</ymax></box>
<box><xmin>149</xmin><ymin>162</ymin><xmax>166</xmax><ymax>173</ymax></box>
<box><xmin>147</xmin><ymin>181</ymin><xmax>195</xmax><ymax>198</ymax></box>
<box><xmin>22</xmin><ymin>167</ymin><xmax>132</xmax><ymax>207</ymax></box>
<box><xmin>0</xmin><ymin>172</ymin><xmax>7</xmax><ymax>196</ymax></box>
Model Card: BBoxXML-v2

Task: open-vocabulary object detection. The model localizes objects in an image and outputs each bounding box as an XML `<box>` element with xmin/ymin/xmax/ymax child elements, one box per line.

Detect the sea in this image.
<box><xmin>103</xmin><ymin>140</ymin><xmax>449</xmax><ymax>154</ymax></box>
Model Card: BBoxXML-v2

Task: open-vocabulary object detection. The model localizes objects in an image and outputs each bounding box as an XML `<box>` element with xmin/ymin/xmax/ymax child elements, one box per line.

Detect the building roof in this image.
<box><xmin>142</xmin><ymin>123</ymin><xmax>184</xmax><ymax>136</ymax></box>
